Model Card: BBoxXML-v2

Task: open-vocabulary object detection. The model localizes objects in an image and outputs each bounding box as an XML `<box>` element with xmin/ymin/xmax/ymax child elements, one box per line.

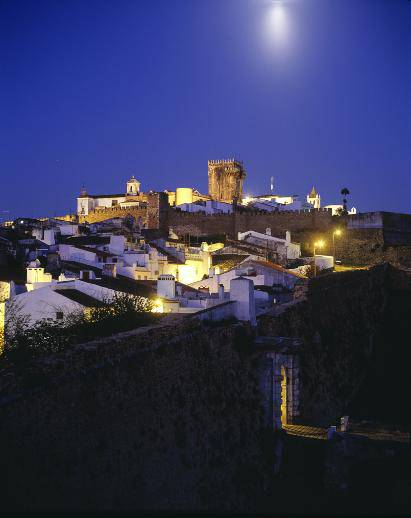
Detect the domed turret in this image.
<box><xmin>126</xmin><ymin>176</ymin><xmax>141</xmax><ymax>196</ymax></box>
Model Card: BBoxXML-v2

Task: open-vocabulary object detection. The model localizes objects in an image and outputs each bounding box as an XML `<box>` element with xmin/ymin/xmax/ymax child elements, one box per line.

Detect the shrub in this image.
<box><xmin>2</xmin><ymin>293</ymin><xmax>157</xmax><ymax>362</ymax></box>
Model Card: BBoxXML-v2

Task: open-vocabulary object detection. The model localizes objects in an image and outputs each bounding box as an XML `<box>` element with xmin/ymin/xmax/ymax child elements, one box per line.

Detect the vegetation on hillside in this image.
<box><xmin>1</xmin><ymin>293</ymin><xmax>157</xmax><ymax>363</ymax></box>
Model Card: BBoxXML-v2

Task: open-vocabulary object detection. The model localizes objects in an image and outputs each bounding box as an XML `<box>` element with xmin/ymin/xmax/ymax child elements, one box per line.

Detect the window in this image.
<box><xmin>56</xmin><ymin>311</ymin><xmax>64</xmax><ymax>320</ymax></box>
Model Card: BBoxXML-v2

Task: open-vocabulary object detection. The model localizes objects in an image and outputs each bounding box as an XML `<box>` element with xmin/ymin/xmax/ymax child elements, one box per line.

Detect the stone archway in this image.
<box><xmin>281</xmin><ymin>365</ymin><xmax>287</xmax><ymax>426</ymax></box>
<box><xmin>255</xmin><ymin>336</ymin><xmax>301</xmax><ymax>431</ymax></box>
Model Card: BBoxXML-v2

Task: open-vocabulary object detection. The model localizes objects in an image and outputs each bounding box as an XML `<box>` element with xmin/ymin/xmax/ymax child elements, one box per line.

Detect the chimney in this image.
<box><xmin>229</xmin><ymin>277</ymin><xmax>256</xmax><ymax>326</ymax></box>
<box><xmin>157</xmin><ymin>274</ymin><xmax>176</xmax><ymax>299</ymax></box>
<box><xmin>102</xmin><ymin>263</ymin><xmax>117</xmax><ymax>278</ymax></box>
<box><xmin>285</xmin><ymin>231</ymin><xmax>291</xmax><ymax>243</ymax></box>
<box><xmin>218</xmin><ymin>284</ymin><xmax>225</xmax><ymax>301</ymax></box>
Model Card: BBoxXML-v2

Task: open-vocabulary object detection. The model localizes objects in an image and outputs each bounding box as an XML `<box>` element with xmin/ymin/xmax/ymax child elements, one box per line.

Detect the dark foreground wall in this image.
<box><xmin>0</xmin><ymin>321</ymin><xmax>275</xmax><ymax>512</ymax></box>
<box><xmin>259</xmin><ymin>265</ymin><xmax>411</xmax><ymax>425</ymax></box>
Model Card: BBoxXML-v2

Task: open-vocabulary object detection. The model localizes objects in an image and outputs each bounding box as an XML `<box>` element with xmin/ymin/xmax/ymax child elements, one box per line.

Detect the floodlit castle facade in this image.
<box><xmin>77</xmin><ymin>176</ymin><xmax>144</xmax><ymax>217</ymax></box>
<box><xmin>208</xmin><ymin>159</ymin><xmax>246</xmax><ymax>203</ymax></box>
<box><xmin>76</xmin><ymin>177</ymin><xmax>169</xmax><ymax>229</ymax></box>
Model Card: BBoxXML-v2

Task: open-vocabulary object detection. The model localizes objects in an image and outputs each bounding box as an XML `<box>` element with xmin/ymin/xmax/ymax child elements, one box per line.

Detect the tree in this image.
<box><xmin>341</xmin><ymin>187</ymin><xmax>350</xmax><ymax>213</ymax></box>
<box><xmin>1</xmin><ymin>292</ymin><xmax>157</xmax><ymax>361</ymax></box>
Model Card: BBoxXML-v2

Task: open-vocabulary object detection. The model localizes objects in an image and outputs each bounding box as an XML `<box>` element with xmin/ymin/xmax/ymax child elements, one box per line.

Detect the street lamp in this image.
<box><xmin>313</xmin><ymin>239</ymin><xmax>325</xmax><ymax>277</ymax></box>
<box><xmin>332</xmin><ymin>229</ymin><xmax>342</xmax><ymax>267</ymax></box>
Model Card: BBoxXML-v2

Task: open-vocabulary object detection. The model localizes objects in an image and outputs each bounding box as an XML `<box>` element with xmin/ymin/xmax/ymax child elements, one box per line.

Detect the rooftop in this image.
<box><xmin>83</xmin><ymin>276</ymin><xmax>157</xmax><ymax>298</ymax></box>
<box><xmin>308</xmin><ymin>186</ymin><xmax>318</xmax><ymax>198</ymax></box>
<box><xmin>54</xmin><ymin>289</ymin><xmax>107</xmax><ymax>308</ymax></box>
<box><xmin>78</xmin><ymin>193</ymin><xmax>126</xmax><ymax>199</ymax></box>
<box><xmin>244</xmin><ymin>259</ymin><xmax>307</xmax><ymax>279</ymax></box>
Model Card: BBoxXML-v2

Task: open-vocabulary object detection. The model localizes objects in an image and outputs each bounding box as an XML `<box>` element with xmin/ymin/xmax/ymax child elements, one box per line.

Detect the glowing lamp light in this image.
<box><xmin>152</xmin><ymin>298</ymin><xmax>164</xmax><ymax>313</ymax></box>
<box><xmin>334</xmin><ymin>229</ymin><xmax>342</xmax><ymax>237</ymax></box>
<box><xmin>315</xmin><ymin>240</ymin><xmax>325</xmax><ymax>249</ymax></box>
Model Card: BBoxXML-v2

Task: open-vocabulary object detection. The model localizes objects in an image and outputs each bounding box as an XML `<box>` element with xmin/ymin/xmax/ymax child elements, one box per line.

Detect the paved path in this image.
<box><xmin>284</xmin><ymin>424</ymin><xmax>327</xmax><ymax>440</ymax></box>
<box><xmin>284</xmin><ymin>423</ymin><xmax>410</xmax><ymax>443</ymax></box>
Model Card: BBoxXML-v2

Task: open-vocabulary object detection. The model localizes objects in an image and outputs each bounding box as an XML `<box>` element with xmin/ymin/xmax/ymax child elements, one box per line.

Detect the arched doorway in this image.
<box><xmin>281</xmin><ymin>366</ymin><xmax>287</xmax><ymax>426</ymax></box>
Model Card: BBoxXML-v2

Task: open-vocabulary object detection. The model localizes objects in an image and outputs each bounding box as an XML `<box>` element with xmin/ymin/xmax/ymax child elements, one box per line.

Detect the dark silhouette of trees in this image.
<box><xmin>341</xmin><ymin>188</ymin><xmax>350</xmax><ymax>213</ymax></box>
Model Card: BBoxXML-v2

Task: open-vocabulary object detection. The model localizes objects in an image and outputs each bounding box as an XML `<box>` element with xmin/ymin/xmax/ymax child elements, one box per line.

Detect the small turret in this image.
<box><xmin>126</xmin><ymin>176</ymin><xmax>141</xmax><ymax>196</ymax></box>
<box><xmin>307</xmin><ymin>186</ymin><xmax>321</xmax><ymax>209</ymax></box>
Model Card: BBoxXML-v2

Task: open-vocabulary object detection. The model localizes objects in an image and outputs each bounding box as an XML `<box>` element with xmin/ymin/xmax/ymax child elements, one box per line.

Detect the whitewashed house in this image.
<box><xmin>238</xmin><ymin>229</ymin><xmax>301</xmax><ymax>261</ymax></box>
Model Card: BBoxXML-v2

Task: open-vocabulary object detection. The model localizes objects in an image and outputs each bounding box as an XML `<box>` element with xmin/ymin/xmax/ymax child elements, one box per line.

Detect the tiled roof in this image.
<box><xmin>176</xmin><ymin>281</ymin><xmax>198</xmax><ymax>294</ymax></box>
<box><xmin>308</xmin><ymin>186</ymin><xmax>318</xmax><ymax>198</ymax></box>
<box><xmin>54</xmin><ymin>289</ymin><xmax>107</xmax><ymax>308</ymax></box>
<box><xmin>149</xmin><ymin>242</ymin><xmax>185</xmax><ymax>264</ymax></box>
<box><xmin>83</xmin><ymin>276</ymin><xmax>157</xmax><ymax>298</ymax></box>
<box><xmin>61</xmin><ymin>235</ymin><xmax>111</xmax><ymax>246</ymax></box>
<box><xmin>61</xmin><ymin>260</ymin><xmax>103</xmax><ymax>276</ymax></box>
<box><xmin>78</xmin><ymin>193</ymin><xmax>125</xmax><ymax>199</ymax></box>
<box><xmin>70</xmin><ymin>244</ymin><xmax>115</xmax><ymax>257</ymax></box>
<box><xmin>245</xmin><ymin>259</ymin><xmax>307</xmax><ymax>279</ymax></box>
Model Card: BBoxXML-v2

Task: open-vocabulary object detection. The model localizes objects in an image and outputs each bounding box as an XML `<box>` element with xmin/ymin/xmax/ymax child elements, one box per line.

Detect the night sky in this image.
<box><xmin>1</xmin><ymin>0</ymin><xmax>410</xmax><ymax>220</ymax></box>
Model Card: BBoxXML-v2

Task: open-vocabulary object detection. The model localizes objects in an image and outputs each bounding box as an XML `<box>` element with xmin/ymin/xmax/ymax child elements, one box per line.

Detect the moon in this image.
<box><xmin>267</xmin><ymin>1</ymin><xmax>289</xmax><ymax>46</ymax></box>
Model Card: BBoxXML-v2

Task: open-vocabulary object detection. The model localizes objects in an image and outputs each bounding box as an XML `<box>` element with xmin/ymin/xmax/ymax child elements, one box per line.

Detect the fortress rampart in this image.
<box><xmin>78</xmin><ymin>192</ymin><xmax>169</xmax><ymax>230</ymax></box>
<box><xmin>168</xmin><ymin>208</ymin><xmax>334</xmax><ymax>240</ymax></box>
<box><xmin>0</xmin><ymin>320</ymin><xmax>274</xmax><ymax>512</ymax></box>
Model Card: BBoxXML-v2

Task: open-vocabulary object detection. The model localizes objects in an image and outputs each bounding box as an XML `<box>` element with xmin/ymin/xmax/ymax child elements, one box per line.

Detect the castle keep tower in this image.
<box><xmin>208</xmin><ymin>159</ymin><xmax>246</xmax><ymax>203</ymax></box>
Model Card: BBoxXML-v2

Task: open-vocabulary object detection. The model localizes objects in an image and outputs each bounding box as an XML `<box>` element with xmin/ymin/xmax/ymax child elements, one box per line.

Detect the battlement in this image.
<box><xmin>208</xmin><ymin>158</ymin><xmax>244</xmax><ymax>166</ymax></box>
<box><xmin>208</xmin><ymin>158</ymin><xmax>246</xmax><ymax>203</ymax></box>
<box><xmin>172</xmin><ymin>207</ymin><xmax>332</xmax><ymax>218</ymax></box>
<box><xmin>169</xmin><ymin>206</ymin><xmax>334</xmax><ymax>239</ymax></box>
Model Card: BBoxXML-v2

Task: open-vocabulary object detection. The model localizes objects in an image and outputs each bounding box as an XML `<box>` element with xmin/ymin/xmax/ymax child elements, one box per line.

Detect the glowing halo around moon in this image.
<box><xmin>263</xmin><ymin>0</ymin><xmax>295</xmax><ymax>57</ymax></box>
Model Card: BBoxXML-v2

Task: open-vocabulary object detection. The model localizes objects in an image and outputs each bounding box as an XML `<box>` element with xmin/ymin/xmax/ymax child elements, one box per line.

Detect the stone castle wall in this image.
<box><xmin>79</xmin><ymin>205</ymin><xmax>148</xmax><ymax>225</ymax></box>
<box><xmin>258</xmin><ymin>265</ymin><xmax>411</xmax><ymax>424</ymax></box>
<box><xmin>78</xmin><ymin>192</ymin><xmax>169</xmax><ymax>229</ymax></box>
<box><xmin>168</xmin><ymin>208</ymin><xmax>334</xmax><ymax>241</ymax></box>
<box><xmin>0</xmin><ymin>319</ymin><xmax>276</xmax><ymax>512</ymax></box>
<box><xmin>169</xmin><ymin>209</ymin><xmax>411</xmax><ymax>266</ymax></box>
<box><xmin>208</xmin><ymin>159</ymin><xmax>246</xmax><ymax>203</ymax></box>
<box><xmin>334</xmin><ymin>228</ymin><xmax>411</xmax><ymax>267</ymax></box>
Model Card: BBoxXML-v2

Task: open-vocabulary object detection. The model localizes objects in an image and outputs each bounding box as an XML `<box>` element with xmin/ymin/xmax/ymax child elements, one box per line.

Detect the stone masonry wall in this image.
<box><xmin>334</xmin><ymin>228</ymin><xmax>411</xmax><ymax>267</ymax></box>
<box><xmin>79</xmin><ymin>205</ymin><xmax>148</xmax><ymax>225</ymax></box>
<box><xmin>79</xmin><ymin>192</ymin><xmax>168</xmax><ymax>229</ymax></box>
<box><xmin>169</xmin><ymin>210</ymin><xmax>411</xmax><ymax>266</ymax></box>
<box><xmin>168</xmin><ymin>208</ymin><xmax>334</xmax><ymax>240</ymax></box>
<box><xmin>0</xmin><ymin>319</ymin><xmax>277</xmax><ymax>512</ymax></box>
<box><xmin>258</xmin><ymin>265</ymin><xmax>400</xmax><ymax>424</ymax></box>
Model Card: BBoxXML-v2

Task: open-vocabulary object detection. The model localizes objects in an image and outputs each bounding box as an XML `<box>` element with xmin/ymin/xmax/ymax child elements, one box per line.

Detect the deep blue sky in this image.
<box><xmin>1</xmin><ymin>0</ymin><xmax>410</xmax><ymax>220</ymax></box>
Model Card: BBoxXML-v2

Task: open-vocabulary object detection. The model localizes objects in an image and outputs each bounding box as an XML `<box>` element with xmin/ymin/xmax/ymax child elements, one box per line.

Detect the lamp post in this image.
<box><xmin>332</xmin><ymin>229</ymin><xmax>342</xmax><ymax>267</ymax></box>
<box><xmin>313</xmin><ymin>240</ymin><xmax>325</xmax><ymax>277</ymax></box>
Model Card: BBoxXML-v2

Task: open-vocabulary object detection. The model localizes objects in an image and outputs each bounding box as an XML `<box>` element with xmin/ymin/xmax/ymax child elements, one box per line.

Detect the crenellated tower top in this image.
<box><xmin>208</xmin><ymin>159</ymin><xmax>246</xmax><ymax>203</ymax></box>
